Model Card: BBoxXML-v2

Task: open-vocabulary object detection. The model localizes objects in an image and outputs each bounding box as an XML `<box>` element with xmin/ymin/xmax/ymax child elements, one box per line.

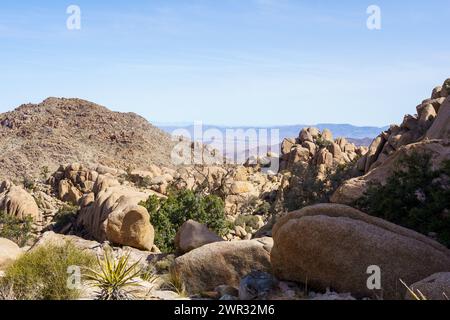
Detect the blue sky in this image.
<box><xmin>0</xmin><ymin>0</ymin><xmax>449</xmax><ymax>126</ymax></box>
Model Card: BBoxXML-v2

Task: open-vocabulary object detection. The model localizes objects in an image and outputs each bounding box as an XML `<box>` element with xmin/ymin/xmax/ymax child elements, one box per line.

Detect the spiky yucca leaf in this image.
<box><xmin>85</xmin><ymin>249</ymin><xmax>142</xmax><ymax>300</ymax></box>
<box><xmin>400</xmin><ymin>279</ymin><xmax>427</xmax><ymax>300</ymax></box>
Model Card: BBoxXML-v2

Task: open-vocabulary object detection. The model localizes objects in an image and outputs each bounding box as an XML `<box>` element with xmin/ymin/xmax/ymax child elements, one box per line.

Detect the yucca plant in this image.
<box><xmin>85</xmin><ymin>249</ymin><xmax>142</xmax><ymax>300</ymax></box>
<box><xmin>400</xmin><ymin>279</ymin><xmax>427</xmax><ymax>300</ymax></box>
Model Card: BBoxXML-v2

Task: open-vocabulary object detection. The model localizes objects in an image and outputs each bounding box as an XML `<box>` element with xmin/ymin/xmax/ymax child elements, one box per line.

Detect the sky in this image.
<box><xmin>0</xmin><ymin>0</ymin><xmax>449</xmax><ymax>127</ymax></box>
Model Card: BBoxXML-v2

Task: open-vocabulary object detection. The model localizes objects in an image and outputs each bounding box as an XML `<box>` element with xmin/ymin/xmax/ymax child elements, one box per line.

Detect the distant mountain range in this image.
<box><xmin>157</xmin><ymin>123</ymin><xmax>388</xmax><ymax>146</ymax></box>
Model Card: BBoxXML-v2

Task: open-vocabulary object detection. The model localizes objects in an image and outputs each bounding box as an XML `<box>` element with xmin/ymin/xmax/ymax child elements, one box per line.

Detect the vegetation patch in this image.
<box><xmin>0</xmin><ymin>242</ymin><xmax>95</xmax><ymax>300</ymax></box>
<box><xmin>140</xmin><ymin>189</ymin><xmax>229</xmax><ymax>253</ymax></box>
<box><xmin>0</xmin><ymin>211</ymin><xmax>34</xmax><ymax>247</ymax></box>
<box><xmin>356</xmin><ymin>152</ymin><xmax>450</xmax><ymax>247</ymax></box>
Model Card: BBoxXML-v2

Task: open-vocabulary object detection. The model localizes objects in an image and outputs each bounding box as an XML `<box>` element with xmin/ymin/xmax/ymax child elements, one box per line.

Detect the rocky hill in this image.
<box><xmin>0</xmin><ymin>98</ymin><xmax>175</xmax><ymax>181</ymax></box>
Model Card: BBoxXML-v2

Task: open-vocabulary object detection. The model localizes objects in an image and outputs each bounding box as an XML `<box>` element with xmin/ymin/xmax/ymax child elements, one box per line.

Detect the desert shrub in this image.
<box><xmin>154</xmin><ymin>254</ymin><xmax>176</xmax><ymax>273</ymax></box>
<box><xmin>283</xmin><ymin>163</ymin><xmax>329</xmax><ymax>211</ymax></box>
<box><xmin>234</xmin><ymin>214</ymin><xmax>261</xmax><ymax>231</ymax></box>
<box><xmin>40</xmin><ymin>166</ymin><xmax>50</xmax><ymax>181</ymax></box>
<box><xmin>52</xmin><ymin>204</ymin><xmax>79</xmax><ymax>232</ymax></box>
<box><xmin>0</xmin><ymin>242</ymin><xmax>95</xmax><ymax>300</ymax></box>
<box><xmin>283</xmin><ymin>159</ymin><xmax>360</xmax><ymax>212</ymax></box>
<box><xmin>315</xmin><ymin>136</ymin><xmax>332</xmax><ymax>149</ymax></box>
<box><xmin>356</xmin><ymin>152</ymin><xmax>450</xmax><ymax>247</ymax></box>
<box><xmin>22</xmin><ymin>176</ymin><xmax>35</xmax><ymax>191</ymax></box>
<box><xmin>162</xmin><ymin>268</ymin><xmax>187</xmax><ymax>297</ymax></box>
<box><xmin>140</xmin><ymin>190</ymin><xmax>228</xmax><ymax>253</ymax></box>
<box><xmin>0</xmin><ymin>211</ymin><xmax>34</xmax><ymax>247</ymax></box>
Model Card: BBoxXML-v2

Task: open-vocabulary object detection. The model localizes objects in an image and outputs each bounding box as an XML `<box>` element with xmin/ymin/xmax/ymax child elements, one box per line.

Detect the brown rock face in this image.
<box><xmin>172</xmin><ymin>238</ymin><xmax>273</xmax><ymax>294</ymax></box>
<box><xmin>406</xmin><ymin>273</ymin><xmax>450</xmax><ymax>300</ymax></box>
<box><xmin>0</xmin><ymin>181</ymin><xmax>40</xmax><ymax>221</ymax></box>
<box><xmin>174</xmin><ymin>220</ymin><xmax>223</xmax><ymax>254</ymax></box>
<box><xmin>271</xmin><ymin>204</ymin><xmax>450</xmax><ymax>300</ymax></box>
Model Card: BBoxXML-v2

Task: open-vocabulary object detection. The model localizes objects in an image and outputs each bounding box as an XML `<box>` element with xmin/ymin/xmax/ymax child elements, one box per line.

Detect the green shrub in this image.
<box><xmin>356</xmin><ymin>152</ymin><xmax>450</xmax><ymax>247</ymax></box>
<box><xmin>140</xmin><ymin>190</ymin><xmax>228</xmax><ymax>253</ymax></box>
<box><xmin>283</xmin><ymin>159</ymin><xmax>360</xmax><ymax>212</ymax></box>
<box><xmin>0</xmin><ymin>242</ymin><xmax>95</xmax><ymax>300</ymax></box>
<box><xmin>52</xmin><ymin>204</ymin><xmax>79</xmax><ymax>232</ymax></box>
<box><xmin>0</xmin><ymin>211</ymin><xmax>34</xmax><ymax>247</ymax></box>
<box><xmin>234</xmin><ymin>214</ymin><xmax>261</xmax><ymax>231</ymax></box>
<box><xmin>315</xmin><ymin>136</ymin><xmax>332</xmax><ymax>149</ymax></box>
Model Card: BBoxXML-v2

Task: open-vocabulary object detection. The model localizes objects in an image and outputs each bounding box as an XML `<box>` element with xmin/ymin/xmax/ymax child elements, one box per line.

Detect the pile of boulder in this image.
<box><xmin>332</xmin><ymin>78</ymin><xmax>450</xmax><ymax>204</ymax></box>
<box><xmin>49</xmin><ymin>163</ymin><xmax>160</xmax><ymax>251</ymax></box>
<box><xmin>279</xmin><ymin>127</ymin><xmax>367</xmax><ymax>175</ymax></box>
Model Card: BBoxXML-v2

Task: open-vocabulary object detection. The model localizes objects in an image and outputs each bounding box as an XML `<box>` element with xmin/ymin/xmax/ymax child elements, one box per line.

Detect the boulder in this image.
<box><xmin>299</xmin><ymin>128</ymin><xmax>313</xmax><ymax>143</ymax></box>
<box><xmin>0</xmin><ymin>182</ymin><xmax>40</xmax><ymax>221</ymax></box>
<box><xmin>172</xmin><ymin>238</ymin><xmax>273</xmax><ymax>294</ymax></box>
<box><xmin>321</xmin><ymin>129</ymin><xmax>333</xmax><ymax>142</ymax></box>
<box><xmin>364</xmin><ymin>135</ymin><xmax>386</xmax><ymax>172</ymax></box>
<box><xmin>316</xmin><ymin>148</ymin><xmax>333</xmax><ymax>167</ymax></box>
<box><xmin>302</xmin><ymin>141</ymin><xmax>316</xmax><ymax>156</ymax></box>
<box><xmin>230</xmin><ymin>181</ymin><xmax>255</xmax><ymax>195</ymax></box>
<box><xmin>174</xmin><ymin>220</ymin><xmax>223</xmax><ymax>254</ymax></box>
<box><xmin>280</xmin><ymin>138</ymin><xmax>295</xmax><ymax>155</ymax></box>
<box><xmin>0</xmin><ymin>238</ymin><xmax>22</xmax><ymax>270</ymax></box>
<box><xmin>328</xmin><ymin>143</ymin><xmax>342</xmax><ymax>160</ymax></box>
<box><xmin>58</xmin><ymin>179</ymin><xmax>83</xmax><ymax>204</ymax></box>
<box><xmin>307</xmin><ymin>127</ymin><xmax>320</xmax><ymax>138</ymax></box>
<box><xmin>288</xmin><ymin>146</ymin><xmax>310</xmax><ymax>165</ymax></box>
<box><xmin>405</xmin><ymin>273</ymin><xmax>450</xmax><ymax>300</ymax></box>
<box><xmin>431</xmin><ymin>86</ymin><xmax>442</xmax><ymax>99</ymax></box>
<box><xmin>76</xmin><ymin>179</ymin><xmax>155</xmax><ymax>250</ymax></box>
<box><xmin>418</xmin><ymin>104</ymin><xmax>437</xmax><ymax>123</ymax></box>
<box><xmin>425</xmin><ymin>96</ymin><xmax>450</xmax><ymax>140</ymax></box>
<box><xmin>271</xmin><ymin>204</ymin><xmax>450</xmax><ymax>299</ymax></box>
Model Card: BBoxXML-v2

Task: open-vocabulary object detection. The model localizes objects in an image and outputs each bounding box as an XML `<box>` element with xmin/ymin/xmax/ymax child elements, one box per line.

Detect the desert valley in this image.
<box><xmin>0</xmin><ymin>79</ymin><xmax>449</xmax><ymax>301</ymax></box>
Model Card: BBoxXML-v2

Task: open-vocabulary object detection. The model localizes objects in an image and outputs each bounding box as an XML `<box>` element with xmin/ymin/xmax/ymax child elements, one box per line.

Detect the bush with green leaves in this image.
<box><xmin>140</xmin><ymin>190</ymin><xmax>229</xmax><ymax>253</ymax></box>
<box><xmin>356</xmin><ymin>152</ymin><xmax>450</xmax><ymax>247</ymax></box>
<box><xmin>0</xmin><ymin>211</ymin><xmax>34</xmax><ymax>247</ymax></box>
<box><xmin>52</xmin><ymin>204</ymin><xmax>79</xmax><ymax>233</ymax></box>
<box><xmin>283</xmin><ymin>160</ymin><xmax>359</xmax><ymax>212</ymax></box>
<box><xmin>0</xmin><ymin>242</ymin><xmax>96</xmax><ymax>300</ymax></box>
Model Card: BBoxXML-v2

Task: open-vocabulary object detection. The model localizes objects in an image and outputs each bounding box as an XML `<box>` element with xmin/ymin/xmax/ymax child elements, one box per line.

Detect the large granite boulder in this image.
<box><xmin>271</xmin><ymin>204</ymin><xmax>450</xmax><ymax>299</ymax></box>
<box><xmin>172</xmin><ymin>238</ymin><xmax>273</xmax><ymax>294</ymax></box>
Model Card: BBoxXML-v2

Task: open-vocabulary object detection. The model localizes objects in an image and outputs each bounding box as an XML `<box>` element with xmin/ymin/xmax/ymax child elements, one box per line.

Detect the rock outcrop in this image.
<box><xmin>279</xmin><ymin>127</ymin><xmax>366</xmax><ymax>174</ymax></box>
<box><xmin>271</xmin><ymin>204</ymin><xmax>450</xmax><ymax>299</ymax></box>
<box><xmin>171</xmin><ymin>238</ymin><xmax>273</xmax><ymax>294</ymax></box>
<box><xmin>0</xmin><ymin>181</ymin><xmax>40</xmax><ymax>221</ymax></box>
<box><xmin>332</xmin><ymin>79</ymin><xmax>450</xmax><ymax>204</ymax></box>
<box><xmin>76</xmin><ymin>177</ymin><xmax>155</xmax><ymax>251</ymax></box>
<box><xmin>174</xmin><ymin>220</ymin><xmax>223</xmax><ymax>254</ymax></box>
